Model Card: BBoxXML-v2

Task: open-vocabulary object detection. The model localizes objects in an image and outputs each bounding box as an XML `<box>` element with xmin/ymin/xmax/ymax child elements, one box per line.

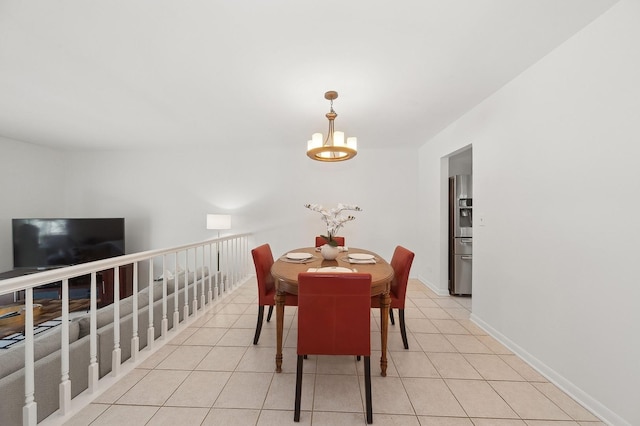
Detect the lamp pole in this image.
<box><xmin>206</xmin><ymin>214</ymin><xmax>232</xmax><ymax>282</ymax></box>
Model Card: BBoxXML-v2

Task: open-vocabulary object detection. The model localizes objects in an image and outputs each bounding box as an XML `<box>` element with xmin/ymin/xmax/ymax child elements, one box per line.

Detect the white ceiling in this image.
<box><xmin>0</xmin><ymin>0</ymin><xmax>616</xmax><ymax>151</ymax></box>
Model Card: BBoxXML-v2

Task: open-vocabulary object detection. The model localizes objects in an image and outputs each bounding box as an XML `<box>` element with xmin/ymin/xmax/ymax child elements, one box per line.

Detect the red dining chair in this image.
<box><xmin>371</xmin><ymin>245</ymin><xmax>415</xmax><ymax>350</ymax></box>
<box><xmin>315</xmin><ymin>235</ymin><xmax>345</xmax><ymax>247</ymax></box>
<box><xmin>295</xmin><ymin>272</ymin><xmax>373</xmax><ymax>424</ymax></box>
<box><xmin>251</xmin><ymin>244</ymin><xmax>298</xmax><ymax>345</ymax></box>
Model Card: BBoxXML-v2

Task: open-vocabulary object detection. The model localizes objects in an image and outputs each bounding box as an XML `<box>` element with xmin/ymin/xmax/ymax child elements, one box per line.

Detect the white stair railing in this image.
<box><xmin>0</xmin><ymin>233</ymin><xmax>252</xmax><ymax>426</ymax></box>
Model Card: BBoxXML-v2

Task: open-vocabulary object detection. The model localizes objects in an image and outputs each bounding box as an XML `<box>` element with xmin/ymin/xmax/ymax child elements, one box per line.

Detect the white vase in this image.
<box><xmin>320</xmin><ymin>244</ymin><xmax>339</xmax><ymax>260</ymax></box>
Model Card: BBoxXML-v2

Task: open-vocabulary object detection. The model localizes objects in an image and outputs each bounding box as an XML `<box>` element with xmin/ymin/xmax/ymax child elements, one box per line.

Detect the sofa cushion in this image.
<box><xmin>136</xmin><ymin>287</ymin><xmax>151</xmax><ymax>309</ymax></box>
<box><xmin>77</xmin><ymin>296</ymin><xmax>134</xmax><ymax>338</ymax></box>
<box><xmin>0</xmin><ymin>320</ymin><xmax>80</xmax><ymax>378</ymax></box>
<box><xmin>0</xmin><ymin>333</ymin><xmax>91</xmax><ymax>426</ymax></box>
<box><xmin>71</xmin><ymin>267</ymin><xmax>210</xmax><ymax>340</ymax></box>
<box><xmin>163</xmin><ymin>267</ymin><xmax>209</xmax><ymax>294</ymax></box>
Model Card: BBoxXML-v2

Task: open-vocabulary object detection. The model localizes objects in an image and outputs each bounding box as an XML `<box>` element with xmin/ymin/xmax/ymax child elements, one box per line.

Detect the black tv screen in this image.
<box><xmin>12</xmin><ymin>218</ymin><xmax>125</xmax><ymax>270</ymax></box>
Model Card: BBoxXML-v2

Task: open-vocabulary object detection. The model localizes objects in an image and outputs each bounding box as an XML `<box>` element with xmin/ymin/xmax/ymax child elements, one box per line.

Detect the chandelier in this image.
<box><xmin>306</xmin><ymin>91</ymin><xmax>357</xmax><ymax>162</ymax></box>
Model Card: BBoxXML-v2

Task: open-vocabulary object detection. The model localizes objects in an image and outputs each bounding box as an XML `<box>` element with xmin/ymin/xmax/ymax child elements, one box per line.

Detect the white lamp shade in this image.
<box><xmin>312</xmin><ymin>132</ymin><xmax>323</xmax><ymax>147</ymax></box>
<box><xmin>206</xmin><ymin>214</ymin><xmax>231</xmax><ymax>230</ymax></box>
<box><xmin>333</xmin><ymin>131</ymin><xmax>344</xmax><ymax>146</ymax></box>
<box><xmin>347</xmin><ymin>137</ymin><xmax>357</xmax><ymax>150</ymax></box>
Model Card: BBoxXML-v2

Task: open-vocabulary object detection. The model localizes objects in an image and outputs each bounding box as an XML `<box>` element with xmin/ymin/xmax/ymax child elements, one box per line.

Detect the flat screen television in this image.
<box><xmin>12</xmin><ymin>218</ymin><xmax>125</xmax><ymax>270</ymax></box>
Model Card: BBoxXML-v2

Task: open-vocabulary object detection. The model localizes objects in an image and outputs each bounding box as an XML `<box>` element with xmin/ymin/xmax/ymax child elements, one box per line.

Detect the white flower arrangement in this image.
<box><xmin>305</xmin><ymin>203</ymin><xmax>362</xmax><ymax>246</ymax></box>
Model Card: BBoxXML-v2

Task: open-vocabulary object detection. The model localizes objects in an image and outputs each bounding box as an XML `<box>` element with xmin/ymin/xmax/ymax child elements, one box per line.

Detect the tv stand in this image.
<box><xmin>98</xmin><ymin>264</ymin><xmax>134</xmax><ymax>307</ymax></box>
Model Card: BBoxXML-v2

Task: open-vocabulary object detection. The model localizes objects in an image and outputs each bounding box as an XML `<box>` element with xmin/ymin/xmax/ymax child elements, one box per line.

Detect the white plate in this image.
<box><xmin>286</xmin><ymin>252</ymin><xmax>313</xmax><ymax>260</ymax></box>
<box><xmin>315</xmin><ymin>267</ymin><xmax>353</xmax><ymax>273</ymax></box>
<box><xmin>348</xmin><ymin>253</ymin><xmax>375</xmax><ymax>261</ymax></box>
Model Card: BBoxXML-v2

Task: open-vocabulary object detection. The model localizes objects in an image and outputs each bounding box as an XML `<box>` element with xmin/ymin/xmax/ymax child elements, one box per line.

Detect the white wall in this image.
<box><xmin>1</xmin><ymin>133</ymin><xmax>421</xmax><ymax>303</ymax></box>
<box><xmin>418</xmin><ymin>1</ymin><xmax>640</xmax><ymax>424</ymax></box>
<box><xmin>60</xmin><ymin>144</ymin><xmax>420</xmax><ymax>269</ymax></box>
<box><xmin>0</xmin><ymin>140</ymin><xmax>420</xmax><ymax>273</ymax></box>
<box><xmin>0</xmin><ymin>137</ymin><xmax>66</xmax><ymax>272</ymax></box>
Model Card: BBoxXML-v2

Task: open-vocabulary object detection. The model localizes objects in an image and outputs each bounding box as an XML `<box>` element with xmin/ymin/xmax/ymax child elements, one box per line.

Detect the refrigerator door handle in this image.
<box><xmin>460</xmin><ymin>239</ymin><xmax>472</xmax><ymax>244</ymax></box>
<box><xmin>461</xmin><ymin>255</ymin><xmax>472</xmax><ymax>260</ymax></box>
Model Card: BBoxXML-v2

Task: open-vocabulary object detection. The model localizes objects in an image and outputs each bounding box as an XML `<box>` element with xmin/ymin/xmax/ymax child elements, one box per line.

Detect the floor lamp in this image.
<box><xmin>206</xmin><ymin>214</ymin><xmax>231</xmax><ymax>274</ymax></box>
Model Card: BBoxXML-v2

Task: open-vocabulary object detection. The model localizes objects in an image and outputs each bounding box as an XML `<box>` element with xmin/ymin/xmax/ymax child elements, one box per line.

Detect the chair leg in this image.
<box><xmin>253</xmin><ymin>305</ymin><xmax>265</xmax><ymax>345</ymax></box>
<box><xmin>266</xmin><ymin>305</ymin><xmax>274</xmax><ymax>322</ymax></box>
<box><xmin>389</xmin><ymin>308</ymin><xmax>395</xmax><ymax>325</ymax></box>
<box><xmin>364</xmin><ymin>356</ymin><xmax>373</xmax><ymax>424</ymax></box>
<box><xmin>399</xmin><ymin>309</ymin><xmax>409</xmax><ymax>350</ymax></box>
<box><xmin>294</xmin><ymin>355</ymin><xmax>304</xmax><ymax>422</ymax></box>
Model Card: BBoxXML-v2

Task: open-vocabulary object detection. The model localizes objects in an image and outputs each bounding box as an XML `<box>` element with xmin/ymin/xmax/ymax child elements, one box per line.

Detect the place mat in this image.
<box><xmin>286</xmin><ymin>252</ymin><xmax>314</xmax><ymax>260</ymax></box>
<box><xmin>306</xmin><ymin>267</ymin><xmax>354</xmax><ymax>273</ymax></box>
<box><xmin>341</xmin><ymin>256</ymin><xmax>376</xmax><ymax>264</ymax></box>
<box><xmin>347</xmin><ymin>253</ymin><xmax>374</xmax><ymax>261</ymax></box>
<box><xmin>279</xmin><ymin>256</ymin><xmax>317</xmax><ymax>264</ymax></box>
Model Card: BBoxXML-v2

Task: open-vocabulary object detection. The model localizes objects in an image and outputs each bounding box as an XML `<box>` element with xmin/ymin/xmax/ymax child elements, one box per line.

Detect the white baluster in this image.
<box><xmin>162</xmin><ymin>255</ymin><xmax>168</xmax><ymax>338</ymax></box>
<box><xmin>183</xmin><ymin>250</ymin><xmax>189</xmax><ymax>322</ymax></box>
<box><xmin>215</xmin><ymin>240</ymin><xmax>220</xmax><ymax>298</ymax></box>
<box><xmin>236</xmin><ymin>237</ymin><xmax>240</xmax><ymax>286</ymax></box>
<box><xmin>89</xmin><ymin>272</ymin><xmax>99</xmax><ymax>392</ymax></box>
<box><xmin>173</xmin><ymin>252</ymin><xmax>180</xmax><ymax>329</ymax></box>
<box><xmin>220</xmin><ymin>240</ymin><xmax>225</xmax><ymax>295</ymax></box>
<box><xmin>59</xmin><ymin>278</ymin><xmax>71</xmax><ymax>414</ymax></box>
<box><xmin>23</xmin><ymin>287</ymin><xmax>37</xmax><ymax>426</ymax></box>
<box><xmin>191</xmin><ymin>248</ymin><xmax>198</xmax><ymax>317</ymax></box>
<box><xmin>207</xmin><ymin>243</ymin><xmax>213</xmax><ymax>303</ymax></box>
<box><xmin>148</xmin><ymin>259</ymin><xmax>155</xmax><ymax>349</ymax></box>
<box><xmin>112</xmin><ymin>266</ymin><xmax>121</xmax><ymax>376</ymax></box>
<box><xmin>200</xmin><ymin>246</ymin><xmax>206</xmax><ymax>310</ymax></box>
<box><xmin>224</xmin><ymin>240</ymin><xmax>233</xmax><ymax>293</ymax></box>
<box><xmin>131</xmin><ymin>262</ymin><xmax>139</xmax><ymax>362</ymax></box>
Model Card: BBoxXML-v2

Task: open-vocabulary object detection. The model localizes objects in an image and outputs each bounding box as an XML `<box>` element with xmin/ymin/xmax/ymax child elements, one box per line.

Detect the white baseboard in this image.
<box><xmin>416</xmin><ymin>274</ymin><xmax>449</xmax><ymax>296</ymax></box>
<box><xmin>470</xmin><ymin>313</ymin><xmax>629</xmax><ymax>426</ymax></box>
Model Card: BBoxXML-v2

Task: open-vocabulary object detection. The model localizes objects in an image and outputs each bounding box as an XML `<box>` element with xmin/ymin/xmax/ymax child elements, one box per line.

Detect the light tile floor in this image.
<box><xmin>64</xmin><ymin>278</ymin><xmax>605</xmax><ymax>426</ymax></box>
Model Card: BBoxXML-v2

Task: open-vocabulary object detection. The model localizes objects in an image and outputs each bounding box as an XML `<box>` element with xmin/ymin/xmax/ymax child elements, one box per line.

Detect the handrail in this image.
<box><xmin>0</xmin><ymin>233</ymin><xmax>253</xmax><ymax>426</ymax></box>
<box><xmin>0</xmin><ymin>233</ymin><xmax>251</xmax><ymax>295</ymax></box>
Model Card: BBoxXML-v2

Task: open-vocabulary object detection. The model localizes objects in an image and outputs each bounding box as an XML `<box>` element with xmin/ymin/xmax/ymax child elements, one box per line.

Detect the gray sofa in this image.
<box><xmin>0</xmin><ymin>269</ymin><xmax>213</xmax><ymax>425</ymax></box>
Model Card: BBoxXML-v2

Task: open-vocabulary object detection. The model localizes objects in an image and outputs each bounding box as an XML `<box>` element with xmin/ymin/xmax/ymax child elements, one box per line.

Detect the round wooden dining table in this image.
<box><xmin>271</xmin><ymin>247</ymin><xmax>394</xmax><ymax>376</ymax></box>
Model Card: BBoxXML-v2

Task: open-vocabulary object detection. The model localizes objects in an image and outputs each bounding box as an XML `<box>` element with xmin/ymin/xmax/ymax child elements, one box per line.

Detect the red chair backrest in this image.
<box><xmin>315</xmin><ymin>236</ymin><xmax>345</xmax><ymax>247</ymax></box>
<box><xmin>389</xmin><ymin>246</ymin><xmax>415</xmax><ymax>308</ymax></box>
<box><xmin>297</xmin><ymin>272</ymin><xmax>371</xmax><ymax>356</ymax></box>
<box><xmin>251</xmin><ymin>244</ymin><xmax>275</xmax><ymax>304</ymax></box>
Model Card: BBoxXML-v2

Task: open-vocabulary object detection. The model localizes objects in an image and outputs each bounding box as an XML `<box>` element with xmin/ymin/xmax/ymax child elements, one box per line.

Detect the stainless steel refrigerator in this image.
<box><xmin>449</xmin><ymin>175</ymin><xmax>472</xmax><ymax>295</ymax></box>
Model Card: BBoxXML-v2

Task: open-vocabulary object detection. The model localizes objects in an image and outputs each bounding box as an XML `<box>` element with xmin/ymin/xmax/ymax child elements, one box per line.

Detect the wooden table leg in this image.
<box><xmin>379</xmin><ymin>292</ymin><xmax>390</xmax><ymax>377</ymax></box>
<box><xmin>275</xmin><ymin>290</ymin><xmax>285</xmax><ymax>373</ymax></box>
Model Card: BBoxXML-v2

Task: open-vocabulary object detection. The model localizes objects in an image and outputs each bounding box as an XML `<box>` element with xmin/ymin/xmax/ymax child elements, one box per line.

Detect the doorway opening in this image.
<box><xmin>444</xmin><ymin>146</ymin><xmax>472</xmax><ymax>296</ymax></box>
